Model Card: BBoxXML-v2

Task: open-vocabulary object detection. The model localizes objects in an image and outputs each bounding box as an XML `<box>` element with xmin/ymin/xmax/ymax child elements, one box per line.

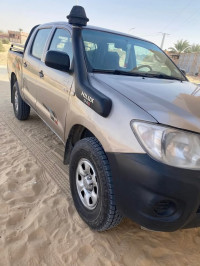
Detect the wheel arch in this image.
<box><xmin>64</xmin><ymin>124</ymin><xmax>100</xmax><ymax>165</ymax></box>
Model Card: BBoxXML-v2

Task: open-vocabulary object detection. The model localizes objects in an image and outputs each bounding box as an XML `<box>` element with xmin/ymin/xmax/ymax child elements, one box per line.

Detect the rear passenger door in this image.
<box><xmin>36</xmin><ymin>27</ymin><xmax>73</xmax><ymax>141</ymax></box>
<box><xmin>23</xmin><ymin>28</ymin><xmax>52</xmax><ymax>109</ymax></box>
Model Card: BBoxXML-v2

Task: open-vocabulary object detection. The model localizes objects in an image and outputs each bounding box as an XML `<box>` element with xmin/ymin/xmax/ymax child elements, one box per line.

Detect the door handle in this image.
<box><xmin>39</xmin><ymin>70</ymin><xmax>44</xmax><ymax>78</ymax></box>
<box><xmin>24</xmin><ymin>62</ymin><xmax>27</xmax><ymax>68</ymax></box>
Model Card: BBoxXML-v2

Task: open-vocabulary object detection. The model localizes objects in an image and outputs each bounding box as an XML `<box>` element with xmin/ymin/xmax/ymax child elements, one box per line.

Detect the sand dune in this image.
<box><xmin>1</xmin><ymin>70</ymin><xmax>200</xmax><ymax>266</ymax></box>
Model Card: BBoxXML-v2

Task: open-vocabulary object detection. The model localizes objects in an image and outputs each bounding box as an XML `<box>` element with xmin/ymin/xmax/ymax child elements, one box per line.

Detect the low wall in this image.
<box><xmin>178</xmin><ymin>53</ymin><xmax>200</xmax><ymax>75</ymax></box>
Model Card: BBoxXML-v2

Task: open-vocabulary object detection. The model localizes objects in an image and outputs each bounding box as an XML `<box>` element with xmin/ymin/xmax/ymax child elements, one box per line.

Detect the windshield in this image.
<box><xmin>82</xmin><ymin>29</ymin><xmax>186</xmax><ymax>81</ymax></box>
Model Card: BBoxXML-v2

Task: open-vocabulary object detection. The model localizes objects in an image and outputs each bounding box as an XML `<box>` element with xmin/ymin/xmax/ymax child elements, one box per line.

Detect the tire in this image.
<box><xmin>13</xmin><ymin>81</ymin><xmax>30</xmax><ymax>120</ymax></box>
<box><xmin>69</xmin><ymin>137</ymin><xmax>123</xmax><ymax>231</ymax></box>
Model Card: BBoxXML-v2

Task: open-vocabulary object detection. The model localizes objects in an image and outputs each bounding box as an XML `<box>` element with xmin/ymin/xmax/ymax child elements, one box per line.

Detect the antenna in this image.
<box><xmin>128</xmin><ymin>28</ymin><xmax>135</xmax><ymax>34</ymax></box>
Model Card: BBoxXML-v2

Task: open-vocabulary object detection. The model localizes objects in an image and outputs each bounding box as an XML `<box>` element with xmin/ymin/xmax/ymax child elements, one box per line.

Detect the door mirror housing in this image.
<box><xmin>45</xmin><ymin>50</ymin><xmax>70</xmax><ymax>72</ymax></box>
<box><xmin>180</xmin><ymin>69</ymin><xmax>186</xmax><ymax>76</ymax></box>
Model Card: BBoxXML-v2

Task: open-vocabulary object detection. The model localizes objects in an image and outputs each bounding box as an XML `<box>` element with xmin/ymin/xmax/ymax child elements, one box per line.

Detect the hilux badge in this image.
<box><xmin>81</xmin><ymin>91</ymin><xmax>94</xmax><ymax>104</ymax></box>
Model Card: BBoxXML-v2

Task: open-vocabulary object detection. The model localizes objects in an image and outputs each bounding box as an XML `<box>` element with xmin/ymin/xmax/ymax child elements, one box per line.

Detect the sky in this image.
<box><xmin>1</xmin><ymin>0</ymin><xmax>200</xmax><ymax>50</ymax></box>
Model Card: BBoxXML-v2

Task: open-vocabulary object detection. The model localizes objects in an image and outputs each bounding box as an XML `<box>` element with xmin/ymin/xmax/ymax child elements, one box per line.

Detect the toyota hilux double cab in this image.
<box><xmin>7</xmin><ymin>6</ymin><xmax>200</xmax><ymax>232</ymax></box>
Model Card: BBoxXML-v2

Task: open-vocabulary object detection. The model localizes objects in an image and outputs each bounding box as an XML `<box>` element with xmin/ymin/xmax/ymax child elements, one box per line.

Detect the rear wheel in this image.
<box><xmin>13</xmin><ymin>81</ymin><xmax>30</xmax><ymax>120</ymax></box>
<box><xmin>69</xmin><ymin>137</ymin><xmax>123</xmax><ymax>231</ymax></box>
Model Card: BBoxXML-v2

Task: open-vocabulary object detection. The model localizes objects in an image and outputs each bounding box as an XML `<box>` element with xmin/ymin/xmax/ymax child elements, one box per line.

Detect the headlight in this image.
<box><xmin>131</xmin><ymin>121</ymin><xmax>200</xmax><ymax>170</ymax></box>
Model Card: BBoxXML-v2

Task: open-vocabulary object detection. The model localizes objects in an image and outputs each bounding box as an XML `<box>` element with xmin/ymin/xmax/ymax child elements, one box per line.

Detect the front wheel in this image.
<box><xmin>13</xmin><ymin>81</ymin><xmax>30</xmax><ymax>120</ymax></box>
<box><xmin>69</xmin><ymin>137</ymin><xmax>123</xmax><ymax>231</ymax></box>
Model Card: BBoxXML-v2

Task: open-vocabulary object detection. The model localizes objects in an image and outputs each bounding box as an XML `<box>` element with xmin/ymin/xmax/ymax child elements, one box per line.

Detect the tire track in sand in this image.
<box><xmin>0</xmin><ymin>112</ymin><xmax>70</xmax><ymax>197</ymax></box>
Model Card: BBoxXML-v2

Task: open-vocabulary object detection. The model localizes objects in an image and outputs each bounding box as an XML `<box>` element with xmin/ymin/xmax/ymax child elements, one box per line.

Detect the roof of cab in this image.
<box><xmin>38</xmin><ymin>21</ymin><xmax>148</xmax><ymax>43</ymax></box>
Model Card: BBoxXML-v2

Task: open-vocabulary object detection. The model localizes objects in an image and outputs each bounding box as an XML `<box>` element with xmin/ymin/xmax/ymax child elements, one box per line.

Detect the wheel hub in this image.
<box><xmin>76</xmin><ymin>159</ymin><xmax>98</xmax><ymax>210</ymax></box>
<box><xmin>83</xmin><ymin>176</ymin><xmax>93</xmax><ymax>191</ymax></box>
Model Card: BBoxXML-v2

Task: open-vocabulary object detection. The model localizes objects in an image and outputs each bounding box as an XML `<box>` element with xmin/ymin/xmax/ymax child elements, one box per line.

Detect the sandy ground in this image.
<box><xmin>187</xmin><ymin>75</ymin><xmax>200</xmax><ymax>84</ymax></box>
<box><xmin>0</xmin><ymin>44</ymin><xmax>10</xmax><ymax>65</ymax></box>
<box><xmin>1</xmin><ymin>66</ymin><xmax>200</xmax><ymax>266</ymax></box>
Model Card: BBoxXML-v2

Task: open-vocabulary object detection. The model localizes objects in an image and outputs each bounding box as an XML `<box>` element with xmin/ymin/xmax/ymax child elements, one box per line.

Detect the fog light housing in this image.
<box><xmin>153</xmin><ymin>200</ymin><xmax>176</xmax><ymax>217</ymax></box>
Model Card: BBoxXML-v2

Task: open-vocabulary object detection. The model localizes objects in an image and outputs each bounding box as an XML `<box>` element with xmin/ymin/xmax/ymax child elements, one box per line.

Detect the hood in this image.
<box><xmin>92</xmin><ymin>73</ymin><xmax>200</xmax><ymax>133</ymax></box>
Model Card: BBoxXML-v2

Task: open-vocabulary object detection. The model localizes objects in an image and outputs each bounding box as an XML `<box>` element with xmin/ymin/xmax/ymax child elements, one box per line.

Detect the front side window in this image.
<box><xmin>31</xmin><ymin>28</ymin><xmax>51</xmax><ymax>60</ymax></box>
<box><xmin>82</xmin><ymin>29</ymin><xmax>185</xmax><ymax>81</ymax></box>
<box><xmin>49</xmin><ymin>28</ymin><xmax>73</xmax><ymax>62</ymax></box>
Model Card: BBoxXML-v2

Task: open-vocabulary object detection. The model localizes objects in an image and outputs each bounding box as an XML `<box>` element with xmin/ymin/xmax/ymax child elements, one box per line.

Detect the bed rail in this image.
<box><xmin>10</xmin><ymin>43</ymin><xmax>24</xmax><ymax>54</ymax></box>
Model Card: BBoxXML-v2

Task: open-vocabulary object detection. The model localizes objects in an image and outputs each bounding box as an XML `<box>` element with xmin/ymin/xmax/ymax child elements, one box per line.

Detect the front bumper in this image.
<box><xmin>107</xmin><ymin>152</ymin><xmax>200</xmax><ymax>232</ymax></box>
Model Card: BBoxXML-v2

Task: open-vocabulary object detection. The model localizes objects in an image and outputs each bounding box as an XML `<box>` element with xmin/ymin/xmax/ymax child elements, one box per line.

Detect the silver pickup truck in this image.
<box><xmin>7</xmin><ymin>6</ymin><xmax>200</xmax><ymax>232</ymax></box>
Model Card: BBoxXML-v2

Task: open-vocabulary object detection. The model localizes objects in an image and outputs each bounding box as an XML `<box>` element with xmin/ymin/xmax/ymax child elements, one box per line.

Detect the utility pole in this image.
<box><xmin>159</xmin><ymin>32</ymin><xmax>170</xmax><ymax>50</ymax></box>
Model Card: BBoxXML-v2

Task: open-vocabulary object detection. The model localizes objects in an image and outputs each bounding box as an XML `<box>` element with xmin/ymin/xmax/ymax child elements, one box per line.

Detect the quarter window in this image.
<box><xmin>31</xmin><ymin>28</ymin><xmax>51</xmax><ymax>60</ymax></box>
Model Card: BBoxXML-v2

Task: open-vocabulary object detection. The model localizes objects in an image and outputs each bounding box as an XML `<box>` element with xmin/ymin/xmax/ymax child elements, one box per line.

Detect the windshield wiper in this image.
<box><xmin>92</xmin><ymin>69</ymin><xmax>184</xmax><ymax>81</ymax></box>
<box><xmin>145</xmin><ymin>73</ymin><xmax>184</xmax><ymax>81</ymax></box>
<box><xmin>91</xmin><ymin>69</ymin><xmax>148</xmax><ymax>77</ymax></box>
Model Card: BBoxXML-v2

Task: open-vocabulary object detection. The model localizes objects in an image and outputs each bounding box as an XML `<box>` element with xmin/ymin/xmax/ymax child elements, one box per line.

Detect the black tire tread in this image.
<box><xmin>13</xmin><ymin>81</ymin><xmax>30</xmax><ymax>120</ymax></box>
<box><xmin>88</xmin><ymin>138</ymin><xmax>123</xmax><ymax>231</ymax></box>
<box><xmin>70</xmin><ymin>137</ymin><xmax>123</xmax><ymax>231</ymax></box>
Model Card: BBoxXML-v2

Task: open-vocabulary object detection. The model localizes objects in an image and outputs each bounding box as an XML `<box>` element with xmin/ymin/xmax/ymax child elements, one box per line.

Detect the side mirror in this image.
<box><xmin>180</xmin><ymin>69</ymin><xmax>186</xmax><ymax>76</ymax></box>
<box><xmin>45</xmin><ymin>50</ymin><xmax>70</xmax><ymax>72</ymax></box>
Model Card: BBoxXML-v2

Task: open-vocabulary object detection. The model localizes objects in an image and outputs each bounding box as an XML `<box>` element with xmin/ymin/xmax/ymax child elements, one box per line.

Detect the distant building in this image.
<box><xmin>8</xmin><ymin>31</ymin><xmax>28</xmax><ymax>44</ymax></box>
<box><xmin>0</xmin><ymin>33</ymin><xmax>9</xmax><ymax>41</ymax></box>
<box><xmin>165</xmin><ymin>51</ymin><xmax>180</xmax><ymax>65</ymax></box>
<box><xmin>170</xmin><ymin>54</ymin><xmax>180</xmax><ymax>60</ymax></box>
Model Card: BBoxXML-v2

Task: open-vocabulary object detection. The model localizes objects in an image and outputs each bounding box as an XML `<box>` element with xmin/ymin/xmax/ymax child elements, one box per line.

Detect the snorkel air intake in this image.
<box><xmin>67</xmin><ymin>6</ymin><xmax>112</xmax><ymax>117</ymax></box>
<box><xmin>67</xmin><ymin>5</ymin><xmax>89</xmax><ymax>26</ymax></box>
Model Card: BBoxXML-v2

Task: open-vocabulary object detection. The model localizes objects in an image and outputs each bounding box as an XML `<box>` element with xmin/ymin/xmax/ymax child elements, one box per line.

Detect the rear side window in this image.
<box><xmin>49</xmin><ymin>29</ymin><xmax>73</xmax><ymax>62</ymax></box>
<box><xmin>31</xmin><ymin>28</ymin><xmax>51</xmax><ymax>60</ymax></box>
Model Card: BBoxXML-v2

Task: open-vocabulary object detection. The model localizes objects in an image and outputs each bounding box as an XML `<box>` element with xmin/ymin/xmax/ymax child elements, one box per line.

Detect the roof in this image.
<box><xmin>39</xmin><ymin>21</ymin><xmax>149</xmax><ymax>43</ymax></box>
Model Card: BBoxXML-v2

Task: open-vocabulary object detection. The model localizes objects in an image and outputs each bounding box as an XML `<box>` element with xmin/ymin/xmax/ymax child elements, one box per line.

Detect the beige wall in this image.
<box><xmin>178</xmin><ymin>53</ymin><xmax>200</xmax><ymax>75</ymax></box>
<box><xmin>8</xmin><ymin>31</ymin><xmax>28</xmax><ymax>44</ymax></box>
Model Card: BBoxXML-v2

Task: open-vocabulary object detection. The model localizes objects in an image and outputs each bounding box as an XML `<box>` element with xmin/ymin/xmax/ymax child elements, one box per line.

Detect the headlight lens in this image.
<box><xmin>131</xmin><ymin>121</ymin><xmax>200</xmax><ymax>169</ymax></box>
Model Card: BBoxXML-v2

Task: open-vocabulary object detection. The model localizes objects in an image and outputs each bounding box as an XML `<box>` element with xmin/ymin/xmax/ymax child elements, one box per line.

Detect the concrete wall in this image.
<box><xmin>178</xmin><ymin>53</ymin><xmax>200</xmax><ymax>75</ymax></box>
<box><xmin>0</xmin><ymin>33</ymin><xmax>9</xmax><ymax>40</ymax></box>
<box><xmin>8</xmin><ymin>31</ymin><xmax>28</xmax><ymax>44</ymax></box>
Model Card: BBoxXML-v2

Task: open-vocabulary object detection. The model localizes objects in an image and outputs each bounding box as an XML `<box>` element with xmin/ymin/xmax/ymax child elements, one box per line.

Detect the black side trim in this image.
<box><xmin>71</xmin><ymin>27</ymin><xmax>112</xmax><ymax>117</ymax></box>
